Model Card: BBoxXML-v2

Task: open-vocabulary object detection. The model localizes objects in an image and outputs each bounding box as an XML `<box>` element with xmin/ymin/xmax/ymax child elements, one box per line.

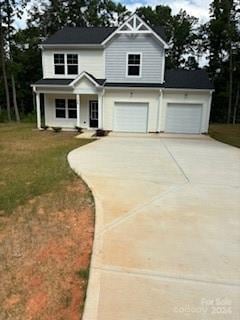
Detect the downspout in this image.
<box><xmin>157</xmin><ymin>89</ymin><xmax>163</xmax><ymax>132</ymax></box>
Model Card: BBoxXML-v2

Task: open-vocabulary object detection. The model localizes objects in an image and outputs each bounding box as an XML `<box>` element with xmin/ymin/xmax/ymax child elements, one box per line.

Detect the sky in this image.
<box><xmin>121</xmin><ymin>0</ymin><xmax>211</xmax><ymax>24</ymax></box>
<box><xmin>15</xmin><ymin>0</ymin><xmax>211</xmax><ymax>29</ymax></box>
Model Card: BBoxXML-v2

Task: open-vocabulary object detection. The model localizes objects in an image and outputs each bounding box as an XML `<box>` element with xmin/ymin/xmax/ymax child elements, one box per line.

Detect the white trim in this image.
<box><xmin>98</xmin><ymin>92</ymin><xmax>103</xmax><ymax>129</ymax></box>
<box><xmin>31</xmin><ymin>84</ymin><xmax>72</xmax><ymax>88</ymax></box>
<box><xmin>102</xmin><ymin>14</ymin><xmax>169</xmax><ymax>49</ymax></box>
<box><xmin>53</xmin><ymin>52</ymin><xmax>79</xmax><ymax>76</ymax></box>
<box><xmin>161</xmin><ymin>53</ymin><xmax>165</xmax><ymax>84</ymax></box>
<box><xmin>55</xmin><ymin>98</ymin><xmax>77</xmax><ymax>120</ymax></box>
<box><xmin>205</xmin><ymin>91</ymin><xmax>213</xmax><ymax>132</ymax></box>
<box><xmin>125</xmin><ymin>52</ymin><xmax>142</xmax><ymax>78</ymax></box>
<box><xmin>36</xmin><ymin>92</ymin><xmax>41</xmax><ymax>129</ymax></box>
<box><xmin>104</xmin><ymin>86</ymin><xmax>161</xmax><ymax>91</ymax></box>
<box><xmin>76</xmin><ymin>94</ymin><xmax>80</xmax><ymax>127</ymax></box>
<box><xmin>163</xmin><ymin>88</ymin><xmax>215</xmax><ymax>93</ymax></box>
<box><xmin>71</xmin><ymin>71</ymin><xmax>100</xmax><ymax>87</ymax></box>
<box><xmin>36</xmin><ymin>90</ymin><xmax>74</xmax><ymax>94</ymax></box>
<box><xmin>40</xmin><ymin>44</ymin><xmax>103</xmax><ymax>49</ymax></box>
<box><xmin>157</xmin><ymin>89</ymin><xmax>163</xmax><ymax>132</ymax></box>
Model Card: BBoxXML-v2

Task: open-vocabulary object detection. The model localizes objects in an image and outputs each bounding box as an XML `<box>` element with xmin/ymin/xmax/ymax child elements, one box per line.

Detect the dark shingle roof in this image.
<box><xmin>85</xmin><ymin>72</ymin><xmax>106</xmax><ymax>85</ymax></box>
<box><xmin>34</xmin><ymin>78</ymin><xmax>74</xmax><ymax>85</ymax></box>
<box><xmin>42</xmin><ymin>27</ymin><xmax>117</xmax><ymax>45</ymax></box>
<box><xmin>164</xmin><ymin>69</ymin><xmax>214</xmax><ymax>90</ymax></box>
<box><xmin>34</xmin><ymin>70</ymin><xmax>213</xmax><ymax>90</ymax></box>
<box><xmin>152</xmin><ymin>26</ymin><xmax>167</xmax><ymax>42</ymax></box>
<box><xmin>105</xmin><ymin>82</ymin><xmax>164</xmax><ymax>88</ymax></box>
<box><xmin>104</xmin><ymin>70</ymin><xmax>213</xmax><ymax>89</ymax></box>
<box><xmin>33</xmin><ymin>73</ymin><xmax>105</xmax><ymax>86</ymax></box>
<box><xmin>42</xmin><ymin>25</ymin><xmax>167</xmax><ymax>45</ymax></box>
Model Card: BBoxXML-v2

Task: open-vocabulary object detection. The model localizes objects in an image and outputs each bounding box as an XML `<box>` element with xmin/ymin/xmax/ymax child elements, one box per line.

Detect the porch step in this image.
<box><xmin>75</xmin><ymin>130</ymin><xmax>96</xmax><ymax>139</ymax></box>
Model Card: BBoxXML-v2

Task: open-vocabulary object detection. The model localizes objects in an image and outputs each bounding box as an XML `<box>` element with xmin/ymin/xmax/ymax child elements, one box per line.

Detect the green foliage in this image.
<box><xmin>0</xmin><ymin>0</ymin><xmax>239</xmax><ymax>124</ymax></box>
<box><xmin>76</xmin><ymin>268</ymin><xmax>89</xmax><ymax>280</ymax></box>
<box><xmin>0</xmin><ymin>123</ymin><xmax>93</xmax><ymax>213</ymax></box>
<box><xmin>21</xmin><ymin>111</ymin><xmax>37</xmax><ymax>123</ymax></box>
<box><xmin>201</xmin><ymin>0</ymin><xmax>240</xmax><ymax>122</ymax></box>
<box><xmin>209</xmin><ymin>124</ymin><xmax>240</xmax><ymax>148</ymax></box>
<box><xmin>137</xmin><ymin>5</ymin><xmax>198</xmax><ymax>68</ymax></box>
<box><xmin>0</xmin><ymin>109</ymin><xmax>9</xmax><ymax>123</ymax></box>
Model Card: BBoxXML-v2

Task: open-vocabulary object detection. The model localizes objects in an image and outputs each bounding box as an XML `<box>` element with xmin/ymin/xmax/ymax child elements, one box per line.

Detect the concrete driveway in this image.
<box><xmin>68</xmin><ymin>134</ymin><xmax>240</xmax><ymax>320</ymax></box>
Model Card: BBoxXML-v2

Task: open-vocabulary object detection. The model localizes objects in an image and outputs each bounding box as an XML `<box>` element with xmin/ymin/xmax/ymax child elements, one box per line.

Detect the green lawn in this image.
<box><xmin>209</xmin><ymin>124</ymin><xmax>240</xmax><ymax>148</ymax></box>
<box><xmin>0</xmin><ymin>123</ymin><xmax>92</xmax><ymax>213</ymax></box>
<box><xmin>0</xmin><ymin>123</ymin><xmax>95</xmax><ymax>319</ymax></box>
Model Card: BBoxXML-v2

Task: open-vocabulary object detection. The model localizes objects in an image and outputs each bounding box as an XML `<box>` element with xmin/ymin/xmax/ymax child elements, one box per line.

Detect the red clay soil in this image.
<box><xmin>0</xmin><ymin>179</ymin><xmax>95</xmax><ymax>320</ymax></box>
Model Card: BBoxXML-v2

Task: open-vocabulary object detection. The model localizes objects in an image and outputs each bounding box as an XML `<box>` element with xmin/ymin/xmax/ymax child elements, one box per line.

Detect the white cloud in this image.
<box><xmin>15</xmin><ymin>0</ymin><xmax>211</xmax><ymax>30</ymax></box>
<box><xmin>123</xmin><ymin>0</ymin><xmax>211</xmax><ymax>23</ymax></box>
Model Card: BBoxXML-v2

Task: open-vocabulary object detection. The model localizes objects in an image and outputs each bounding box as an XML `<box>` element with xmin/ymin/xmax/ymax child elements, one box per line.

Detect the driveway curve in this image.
<box><xmin>68</xmin><ymin>134</ymin><xmax>240</xmax><ymax>320</ymax></box>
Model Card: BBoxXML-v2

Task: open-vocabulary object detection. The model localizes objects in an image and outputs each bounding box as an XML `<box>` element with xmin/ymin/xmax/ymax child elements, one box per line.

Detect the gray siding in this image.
<box><xmin>105</xmin><ymin>34</ymin><xmax>164</xmax><ymax>83</ymax></box>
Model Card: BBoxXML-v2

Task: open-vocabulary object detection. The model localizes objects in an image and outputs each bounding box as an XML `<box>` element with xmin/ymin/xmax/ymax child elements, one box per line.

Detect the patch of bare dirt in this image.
<box><xmin>0</xmin><ymin>179</ymin><xmax>94</xmax><ymax>320</ymax></box>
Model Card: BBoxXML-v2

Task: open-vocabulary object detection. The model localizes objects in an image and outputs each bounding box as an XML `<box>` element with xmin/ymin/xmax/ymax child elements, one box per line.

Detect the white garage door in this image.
<box><xmin>166</xmin><ymin>103</ymin><xmax>202</xmax><ymax>134</ymax></box>
<box><xmin>114</xmin><ymin>102</ymin><xmax>148</xmax><ymax>133</ymax></box>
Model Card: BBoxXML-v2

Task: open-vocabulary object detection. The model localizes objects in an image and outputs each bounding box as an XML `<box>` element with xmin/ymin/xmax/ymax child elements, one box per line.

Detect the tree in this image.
<box><xmin>5</xmin><ymin>0</ymin><xmax>22</xmax><ymax>122</ymax></box>
<box><xmin>205</xmin><ymin>0</ymin><xmax>240</xmax><ymax>123</ymax></box>
<box><xmin>27</xmin><ymin>0</ymin><xmax>129</xmax><ymax>37</ymax></box>
<box><xmin>136</xmin><ymin>5</ymin><xmax>198</xmax><ymax>68</ymax></box>
<box><xmin>0</xmin><ymin>1</ymin><xmax>11</xmax><ymax>121</ymax></box>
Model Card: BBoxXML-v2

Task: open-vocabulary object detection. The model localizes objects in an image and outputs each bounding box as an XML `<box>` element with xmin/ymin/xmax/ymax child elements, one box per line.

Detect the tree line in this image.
<box><xmin>0</xmin><ymin>0</ymin><xmax>239</xmax><ymax>123</ymax></box>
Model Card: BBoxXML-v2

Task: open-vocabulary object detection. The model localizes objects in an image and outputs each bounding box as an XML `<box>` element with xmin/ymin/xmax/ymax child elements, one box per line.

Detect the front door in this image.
<box><xmin>89</xmin><ymin>100</ymin><xmax>98</xmax><ymax>128</ymax></box>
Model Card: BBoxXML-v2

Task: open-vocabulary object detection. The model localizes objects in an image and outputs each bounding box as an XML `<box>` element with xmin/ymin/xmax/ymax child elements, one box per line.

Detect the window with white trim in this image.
<box><xmin>68</xmin><ymin>99</ymin><xmax>77</xmax><ymax>118</ymax></box>
<box><xmin>54</xmin><ymin>54</ymin><xmax>65</xmax><ymax>74</ymax></box>
<box><xmin>127</xmin><ymin>53</ymin><xmax>141</xmax><ymax>76</ymax></box>
<box><xmin>55</xmin><ymin>99</ymin><xmax>66</xmax><ymax>118</ymax></box>
<box><xmin>67</xmin><ymin>54</ymin><xmax>78</xmax><ymax>75</ymax></box>
<box><xmin>55</xmin><ymin>99</ymin><xmax>77</xmax><ymax>119</ymax></box>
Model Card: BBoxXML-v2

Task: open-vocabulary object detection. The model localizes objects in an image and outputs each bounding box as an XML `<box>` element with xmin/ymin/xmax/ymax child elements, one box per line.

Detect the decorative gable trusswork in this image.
<box><xmin>118</xmin><ymin>15</ymin><xmax>149</xmax><ymax>32</ymax></box>
<box><xmin>102</xmin><ymin>14</ymin><xmax>168</xmax><ymax>49</ymax></box>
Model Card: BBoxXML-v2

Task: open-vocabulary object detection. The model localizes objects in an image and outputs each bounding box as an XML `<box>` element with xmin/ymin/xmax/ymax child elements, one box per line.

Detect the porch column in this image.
<box><xmin>36</xmin><ymin>92</ymin><xmax>41</xmax><ymax>129</ymax></box>
<box><xmin>98</xmin><ymin>92</ymin><xmax>103</xmax><ymax>129</ymax></box>
<box><xmin>76</xmin><ymin>94</ymin><xmax>80</xmax><ymax>127</ymax></box>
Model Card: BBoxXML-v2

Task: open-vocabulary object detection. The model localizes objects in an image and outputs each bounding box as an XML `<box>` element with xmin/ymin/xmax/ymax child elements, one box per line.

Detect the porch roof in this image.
<box><xmin>32</xmin><ymin>70</ymin><xmax>214</xmax><ymax>91</ymax></box>
<box><xmin>33</xmin><ymin>73</ymin><xmax>106</xmax><ymax>87</ymax></box>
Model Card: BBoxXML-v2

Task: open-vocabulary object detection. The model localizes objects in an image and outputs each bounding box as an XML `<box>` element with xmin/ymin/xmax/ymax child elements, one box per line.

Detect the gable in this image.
<box><xmin>102</xmin><ymin>14</ymin><xmax>168</xmax><ymax>49</ymax></box>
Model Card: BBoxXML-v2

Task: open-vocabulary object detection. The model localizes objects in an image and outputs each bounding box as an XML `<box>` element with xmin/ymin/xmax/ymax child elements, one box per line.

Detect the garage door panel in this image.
<box><xmin>166</xmin><ymin>103</ymin><xmax>202</xmax><ymax>134</ymax></box>
<box><xmin>114</xmin><ymin>103</ymin><xmax>148</xmax><ymax>133</ymax></box>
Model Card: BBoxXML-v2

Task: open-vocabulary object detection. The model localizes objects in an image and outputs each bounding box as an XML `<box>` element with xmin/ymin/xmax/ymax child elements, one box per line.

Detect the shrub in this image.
<box><xmin>96</xmin><ymin>129</ymin><xmax>107</xmax><ymax>137</ymax></box>
<box><xmin>52</xmin><ymin>126</ymin><xmax>62</xmax><ymax>133</ymax></box>
<box><xmin>0</xmin><ymin>110</ymin><xmax>9</xmax><ymax>123</ymax></box>
<box><xmin>75</xmin><ymin>126</ymin><xmax>83</xmax><ymax>133</ymax></box>
<box><xmin>22</xmin><ymin>112</ymin><xmax>37</xmax><ymax>123</ymax></box>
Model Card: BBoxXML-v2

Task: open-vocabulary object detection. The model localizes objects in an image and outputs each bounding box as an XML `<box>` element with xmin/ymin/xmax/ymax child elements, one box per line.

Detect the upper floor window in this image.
<box><xmin>67</xmin><ymin>54</ymin><xmax>78</xmax><ymax>75</ymax></box>
<box><xmin>54</xmin><ymin>53</ymin><xmax>78</xmax><ymax>75</ymax></box>
<box><xmin>127</xmin><ymin>53</ymin><xmax>141</xmax><ymax>77</ymax></box>
<box><xmin>54</xmin><ymin>54</ymin><xmax>65</xmax><ymax>74</ymax></box>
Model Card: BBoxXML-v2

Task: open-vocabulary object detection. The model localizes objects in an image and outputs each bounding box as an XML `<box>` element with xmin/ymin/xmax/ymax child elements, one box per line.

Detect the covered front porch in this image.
<box><xmin>32</xmin><ymin>71</ymin><xmax>105</xmax><ymax>130</ymax></box>
<box><xmin>36</xmin><ymin>93</ymin><xmax>103</xmax><ymax>130</ymax></box>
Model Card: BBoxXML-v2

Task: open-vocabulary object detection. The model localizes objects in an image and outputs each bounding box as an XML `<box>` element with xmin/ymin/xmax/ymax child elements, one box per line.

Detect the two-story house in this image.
<box><xmin>32</xmin><ymin>14</ymin><xmax>214</xmax><ymax>134</ymax></box>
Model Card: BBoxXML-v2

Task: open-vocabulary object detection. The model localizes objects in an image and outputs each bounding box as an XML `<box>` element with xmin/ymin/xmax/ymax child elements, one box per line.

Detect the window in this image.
<box><xmin>55</xmin><ymin>99</ymin><xmax>66</xmax><ymax>118</ymax></box>
<box><xmin>68</xmin><ymin>99</ymin><xmax>77</xmax><ymax>118</ymax></box>
<box><xmin>55</xmin><ymin>99</ymin><xmax>77</xmax><ymax>119</ymax></box>
<box><xmin>67</xmin><ymin>54</ymin><xmax>78</xmax><ymax>75</ymax></box>
<box><xmin>54</xmin><ymin>54</ymin><xmax>65</xmax><ymax>74</ymax></box>
<box><xmin>127</xmin><ymin>53</ymin><xmax>141</xmax><ymax>76</ymax></box>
